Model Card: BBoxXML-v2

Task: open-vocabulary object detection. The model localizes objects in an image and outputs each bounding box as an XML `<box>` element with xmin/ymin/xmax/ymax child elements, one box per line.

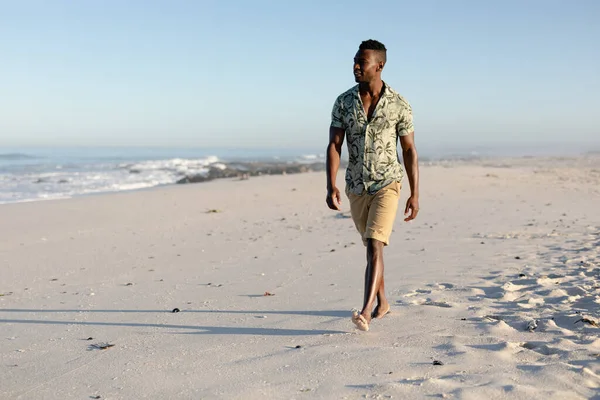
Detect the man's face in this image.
<box><xmin>353</xmin><ymin>49</ymin><xmax>383</xmax><ymax>83</ymax></box>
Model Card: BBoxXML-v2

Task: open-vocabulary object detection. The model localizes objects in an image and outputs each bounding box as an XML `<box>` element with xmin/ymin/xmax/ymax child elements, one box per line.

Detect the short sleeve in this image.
<box><xmin>396</xmin><ymin>100</ymin><xmax>414</xmax><ymax>137</ymax></box>
<box><xmin>330</xmin><ymin>96</ymin><xmax>344</xmax><ymax>129</ymax></box>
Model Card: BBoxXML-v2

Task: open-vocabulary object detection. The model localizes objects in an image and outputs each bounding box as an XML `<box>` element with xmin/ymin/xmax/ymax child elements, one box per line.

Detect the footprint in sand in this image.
<box><xmin>520</xmin><ymin>341</ymin><xmax>566</xmax><ymax>356</ymax></box>
<box><xmin>404</xmin><ymin>284</ymin><xmax>457</xmax><ymax>298</ymax></box>
<box><xmin>417</xmin><ymin>299</ymin><xmax>453</xmax><ymax>308</ymax></box>
<box><xmin>427</xmin><ymin>283</ymin><xmax>455</xmax><ymax>290</ymax></box>
<box><xmin>403</xmin><ymin>289</ymin><xmax>431</xmax><ymax>297</ymax></box>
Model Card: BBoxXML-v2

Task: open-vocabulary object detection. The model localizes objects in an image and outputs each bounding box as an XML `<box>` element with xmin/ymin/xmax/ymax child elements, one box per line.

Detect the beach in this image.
<box><xmin>1</xmin><ymin>155</ymin><xmax>599</xmax><ymax>399</ymax></box>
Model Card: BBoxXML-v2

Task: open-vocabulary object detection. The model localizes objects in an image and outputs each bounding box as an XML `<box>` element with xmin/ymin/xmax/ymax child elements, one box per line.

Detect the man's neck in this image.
<box><xmin>358</xmin><ymin>79</ymin><xmax>384</xmax><ymax>97</ymax></box>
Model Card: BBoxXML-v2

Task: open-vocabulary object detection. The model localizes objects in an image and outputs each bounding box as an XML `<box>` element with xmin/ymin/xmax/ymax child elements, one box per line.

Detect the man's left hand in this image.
<box><xmin>404</xmin><ymin>196</ymin><xmax>419</xmax><ymax>222</ymax></box>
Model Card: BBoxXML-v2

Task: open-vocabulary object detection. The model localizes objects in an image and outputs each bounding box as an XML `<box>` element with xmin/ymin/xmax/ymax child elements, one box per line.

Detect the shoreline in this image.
<box><xmin>0</xmin><ymin>160</ymin><xmax>330</xmax><ymax>206</ymax></box>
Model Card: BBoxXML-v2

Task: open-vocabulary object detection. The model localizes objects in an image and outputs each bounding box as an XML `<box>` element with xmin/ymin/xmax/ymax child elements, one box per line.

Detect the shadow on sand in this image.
<box><xmin>0</xmin><ymin>308</ymin><xmax>350</xmax><ymax>336</ymax></box>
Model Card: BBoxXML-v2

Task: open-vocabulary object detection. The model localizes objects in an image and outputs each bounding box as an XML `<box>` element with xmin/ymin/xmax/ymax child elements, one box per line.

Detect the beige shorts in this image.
<box><xmin>346</xmin><ymin>181</ymin><xmax>401</xmax><ymax>246</ymax></box>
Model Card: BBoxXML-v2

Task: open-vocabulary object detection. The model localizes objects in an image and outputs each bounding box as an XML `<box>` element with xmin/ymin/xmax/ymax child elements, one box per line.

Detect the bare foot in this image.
<box><xmin>371</xmin><ymin>302</ymin><xmax>391</xmax><ymax>319</ymax></box>
<box><xmin>351</xmin><ymin>311</ymin><xmax>369</xmax><ymax>331</ymax></box>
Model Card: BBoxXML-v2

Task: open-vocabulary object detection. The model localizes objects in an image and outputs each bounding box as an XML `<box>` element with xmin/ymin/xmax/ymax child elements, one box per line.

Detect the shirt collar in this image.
<box><xmin>352</xmin><ymin>81</ymin><xmax>392</xmax><ymax>99</ymax></box>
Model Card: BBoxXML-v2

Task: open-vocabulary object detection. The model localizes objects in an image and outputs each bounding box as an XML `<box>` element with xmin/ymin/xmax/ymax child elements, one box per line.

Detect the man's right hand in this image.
<box><xmin>326</xmin><ymin>187</ymin><xmax>342</xmax><ymax>211</ymax></box>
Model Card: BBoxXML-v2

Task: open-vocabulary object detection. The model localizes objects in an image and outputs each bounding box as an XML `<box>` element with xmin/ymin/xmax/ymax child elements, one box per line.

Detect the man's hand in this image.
<box><xmin>326</xmin><ymin>187</ymin><xmax>342</xmax><ymax>211</ymax></box>
<box><xmin>404</xmin><ymin>195</ymin><xmax>419</xmax><ymax>221</ymax></box>
<box><xmin>399</xmin><ymin>133</ymin><xmax>419</xmax><ymax>222</ymax></box>
<box><xmin>326</xmin><ymin>126</ymin><xmax>345</xmax><ymax>211</ymax></box>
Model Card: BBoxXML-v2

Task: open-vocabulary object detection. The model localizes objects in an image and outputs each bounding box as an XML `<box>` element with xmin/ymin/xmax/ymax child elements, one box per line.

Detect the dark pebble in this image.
<box><xmin>295</xmin><ymin>345</ymin><xmax>302</xmax><ymax>349</ymax></box>
<box><xmin>433</xmin><ymin>360</ymin><xmax>444</xmax><ymax>366</ymax></box>
<box><xmin>514</xmin><ymin>256</ymin><xmax>521</xmax><ymax>260</ymax></box>
<box><xmin>86</xmin><ymin>337</ymin><xmax>94</xmax><ymax>341</ymax></box>
<box><xmin>172</xmin><ymin>308</ymin><xmax>180</xmax><ymax>313</ymax></box>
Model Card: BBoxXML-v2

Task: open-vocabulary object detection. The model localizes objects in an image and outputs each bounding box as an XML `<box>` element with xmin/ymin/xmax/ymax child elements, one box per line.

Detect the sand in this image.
<box><xmin>1</xmin><ymin>156</ymin><xmax>599</xmax><ymax>399</ymax></box>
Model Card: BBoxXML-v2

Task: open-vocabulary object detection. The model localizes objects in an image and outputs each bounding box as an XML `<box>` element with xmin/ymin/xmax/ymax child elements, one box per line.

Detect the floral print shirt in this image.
<box><xmin>331</xmin><ymin>82</ymin><xmax>414</xmax><ymax>195</ymax></box>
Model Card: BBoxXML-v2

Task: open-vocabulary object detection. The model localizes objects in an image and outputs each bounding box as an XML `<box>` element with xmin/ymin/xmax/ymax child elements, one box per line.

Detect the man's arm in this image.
<box><xmin>326</xmin><ymin>126</ymin><xmax>345</xmax><ymax>211</ymax></box>
<box><xmin>400</xmin><ymin>133</ymin><xmax>419</xmax><ymax>221</ymax></box>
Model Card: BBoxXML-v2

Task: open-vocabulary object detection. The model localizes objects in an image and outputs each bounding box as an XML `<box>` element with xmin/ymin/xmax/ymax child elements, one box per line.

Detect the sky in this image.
<box><xmin>0</xmin><ymin>0</ymin><xmax>598</xmax><ymax>151</ymax></box>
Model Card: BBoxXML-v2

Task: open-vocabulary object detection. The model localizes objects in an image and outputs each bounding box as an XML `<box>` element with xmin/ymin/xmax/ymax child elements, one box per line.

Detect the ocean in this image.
<box><xmin>0</xmin><ymin>146</ymin><xmax>325</xmax><ymax>204</ymax></box>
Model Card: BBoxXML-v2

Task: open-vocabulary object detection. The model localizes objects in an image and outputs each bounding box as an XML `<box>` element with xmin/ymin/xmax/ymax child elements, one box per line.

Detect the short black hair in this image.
<box><xmin>359</xmin><ymin>39</ymin><xmax>387</xmax><ymax>63</ymax></box>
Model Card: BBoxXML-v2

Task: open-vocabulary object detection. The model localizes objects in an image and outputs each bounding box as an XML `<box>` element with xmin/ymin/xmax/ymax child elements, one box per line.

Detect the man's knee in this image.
<box><xmin>366</xmin><ymin>238</ymin><xmax>385</xmax><ymax>252</ymax></box>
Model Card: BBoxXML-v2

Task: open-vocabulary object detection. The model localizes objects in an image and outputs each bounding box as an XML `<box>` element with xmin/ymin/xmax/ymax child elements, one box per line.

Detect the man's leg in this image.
<box><xmin>348</xmin><ymin>182</ymin><xmax>399</xmax><ymax>330</ymax></box>
<box><xmin>361</xmin><ymin>182</ymin><xmax>400</xmax><ymax>321</ymax></box>
<box><xmin>360</xmin><ymin>238</ymin><xmax>386</xmax><ymax>322</ymax></box>
<box><xmin>347</xmin><ymin>190</ymin><xmax>372</xmax><ymax>331</ymax></box>
<box><xmin>373</xmin><ymin>252</ymin><xmax>390</xmax><ymax>319</ymax></box>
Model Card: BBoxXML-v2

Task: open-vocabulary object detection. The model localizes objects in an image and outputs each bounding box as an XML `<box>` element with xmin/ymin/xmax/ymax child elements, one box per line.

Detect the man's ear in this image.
<box><xmin>377</xmin><ymin>61</ymin><xmax>385</xmax><ymax>71</ymax></box>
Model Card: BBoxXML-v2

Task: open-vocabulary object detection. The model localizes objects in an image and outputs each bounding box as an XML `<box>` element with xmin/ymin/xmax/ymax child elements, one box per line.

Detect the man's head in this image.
<box><xmin>353</xmin><ymin>39</ymin><xmax>387</xmax><ymax>83</ymax></box>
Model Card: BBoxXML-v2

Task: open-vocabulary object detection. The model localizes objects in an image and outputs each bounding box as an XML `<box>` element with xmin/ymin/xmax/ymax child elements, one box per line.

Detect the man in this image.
<box><xmin>326</xmin><ymin>39</ymin><xmax>420</xmax><ymax>332</ymax></box>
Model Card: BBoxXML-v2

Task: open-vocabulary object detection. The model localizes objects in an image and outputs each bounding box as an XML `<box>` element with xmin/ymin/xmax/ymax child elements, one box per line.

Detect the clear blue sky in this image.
<box><xmin>1</xmin><ymin>0</ymin><xmax>598</xmax><ymax>150</ymax></box>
